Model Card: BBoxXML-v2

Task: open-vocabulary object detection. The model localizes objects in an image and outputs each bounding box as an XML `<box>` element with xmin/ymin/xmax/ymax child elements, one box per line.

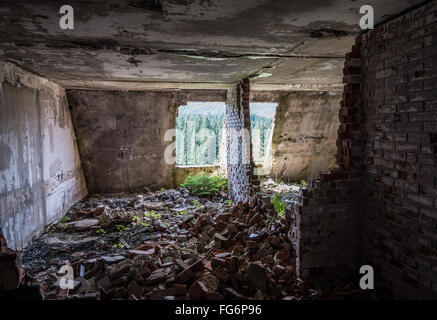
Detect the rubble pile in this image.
<box><xmin>21</xmin><ymin>183</ymin><xmax>308</xmax><ymax>300</ymax></box>
<box><xmin>22</xmin><ymin>189</ymin><xmax>212</xmax><ymax>271</ymax></box>
<box><xmin>20</xmin><ymin>183</ymin><xmax>374</xmax><ymax>300</ymax></box>
<box><xmin>260</xmin><ymin>179</ymin><xmax>301</xmax><ymax>205</ymax></box>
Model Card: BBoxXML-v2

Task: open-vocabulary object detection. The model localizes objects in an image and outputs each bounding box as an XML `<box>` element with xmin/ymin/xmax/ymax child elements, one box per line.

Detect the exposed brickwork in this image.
<box><xmin>225</xmin><ymin>79</ymin><xmax>255</xmax><ymax>203</ymax></box>
<box><xmin>337</xmin><ymin>43</ymin><xmax>364</xmax><ymax>176</ymax></box>
<box><xmin>291</xmin><ymin>1</ymin><xmax>437</xmax><ymax>298</ymax></box>
<box><xmin>361</xmin><ymin>1</ymin><xmax>437</xmax><ymax>299</ymax></box>
<box><xmin>291</xmin><ymin>40</ymin><xmax>364</xmax><ymax>279</ymax></box>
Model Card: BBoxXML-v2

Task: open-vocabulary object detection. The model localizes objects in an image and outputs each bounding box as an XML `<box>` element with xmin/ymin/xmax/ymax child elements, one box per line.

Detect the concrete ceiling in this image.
<box><xmin>0</xmin><ymin>0</ymin><xmax>424</xmax><ymax>90</ymax></box>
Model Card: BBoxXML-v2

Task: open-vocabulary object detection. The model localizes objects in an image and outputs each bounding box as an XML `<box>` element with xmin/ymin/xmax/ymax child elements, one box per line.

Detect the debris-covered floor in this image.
<box><xmin>20</xmin><ymin>179</ymin><xmax>376</xmax><ymax>300</ymax></box>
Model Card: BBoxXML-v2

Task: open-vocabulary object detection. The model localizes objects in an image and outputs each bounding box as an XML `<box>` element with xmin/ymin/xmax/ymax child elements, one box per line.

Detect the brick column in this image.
<box><xmin>225</xmin><ymin>78</ymin><xmax>254</xmax><ymax>203</ymax></box>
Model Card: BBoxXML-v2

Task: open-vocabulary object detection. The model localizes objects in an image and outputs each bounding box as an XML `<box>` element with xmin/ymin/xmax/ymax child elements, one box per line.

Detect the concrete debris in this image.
<box><xmin>19</xmin><ymin>184</ymin><xmax>374</xmax><ymax>300</ymax></box>
<box><xmin>261</xmin><ymin>178</ymin><xmax>301</xmax><ymax>199</ymax></box>
<box><xmin>61</xmin><ymin>219</ymin><xmax>100</xmax><ymax>230</ymax></box>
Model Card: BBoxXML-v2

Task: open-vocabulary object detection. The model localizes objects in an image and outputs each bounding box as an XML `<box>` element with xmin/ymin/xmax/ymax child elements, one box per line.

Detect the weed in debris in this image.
<box><xmin>181</xmin><ymin>172</ymin><xmax>228</xmax><ymax>197</ymax></box>
<box><xmin>272</xmin><ymin>193</ymin><xmax>286</xmax><ymax>218</ymax></box>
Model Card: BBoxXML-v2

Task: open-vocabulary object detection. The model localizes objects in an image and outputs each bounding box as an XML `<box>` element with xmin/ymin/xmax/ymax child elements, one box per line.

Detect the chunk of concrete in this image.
<box><xmin>64</xmin><ymin>219</ymin><xmax>100</xmax><ymax>230</ymax></box>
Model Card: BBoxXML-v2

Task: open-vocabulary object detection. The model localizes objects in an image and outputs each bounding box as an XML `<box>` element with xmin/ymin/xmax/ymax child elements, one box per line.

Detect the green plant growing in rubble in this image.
<box><xmin>226</xmin><ymin>199</ymin><xmax>234</xmax><ymax>207</ymax></box>
<box><xmin>59</xmin><ymin>216</ymin><xmax>70</xmax><ymax>223</ymax></box>
<box><xmin>96</xmin><ymin>228</ymin><xmax>106</xmax><ymax>235</ymax></box>
<box><xmin>141</xmin><ymin>222</ymin><xmax>150</xmax><ymax>227</ymax></box>
<box><xmin>192</xmin><ymin>199</ymin><xmax>201</xmax><ymax>208</ymax></box>
<box><xmin>177</xmin><ymin>209</ymin><xmax>188</xmax><ymax>216</ymax></box>
<box><xmin>300</xmin><ymin>179</ymin><xmax>308</xmax><ymax>187</ymax></box>
<box><xmin>272</xmin><ymin>194</ymin><xmax>286</xmax><ymax>218</ymax></box>
<box><xmin>132</xmin><ymin>215</ymin><xmax>140</xmax><ymax>222</ymax></box>
<box><xmin>181</xmin><ymin>172</ymin><xmax>228</xmax><ymax>197</ymax></box>
<box><xmin>145</xmin><ymin>211</ymin><xmax>161</xmax><ymax>220</ymax></box>
<box><xmin>153</xmin><ymin>212</ymin><xmax>161</xmax><ymax>219</ymax></box>
<box><xmin>112</xmin><ymin>242</ymin><xmax>125</xmax><ymax>249</ymax></box>
<box><xmin>116</xmin><ymin>224</ymin><xmax>129</xmax><ymax>232</ymax></box>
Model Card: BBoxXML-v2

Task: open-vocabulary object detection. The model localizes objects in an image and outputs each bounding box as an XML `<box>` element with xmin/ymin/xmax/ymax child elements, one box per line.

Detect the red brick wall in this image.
<box><xmin>291</xmin><ymin>3</ymin><xmax>437</xmax><ymax>297</ymax></box>
<box><xmin>361</xmin><ymin>1</ymin><xmax>437</xmax><ymax>299</ymax></box>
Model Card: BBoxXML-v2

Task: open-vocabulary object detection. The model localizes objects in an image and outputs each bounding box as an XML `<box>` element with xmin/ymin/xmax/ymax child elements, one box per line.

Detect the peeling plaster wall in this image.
<box><xmin>67</xmin><ymin>88</ymin><xmax>340</xmax><ymax>194</ymax></box>
<box><xmin>0</xmin><ymin>62</ymin><xmax>87</xmax><ymax>250</ymax></box>
<box><xmin>67</xmin><ymin>89</ymin><xmax>226</xmax><ymax>193</ymax></box>
<box><xmin>251</xmin><ymin>91</ymin><xmax>341</xmax><ymax>181</ymax></box>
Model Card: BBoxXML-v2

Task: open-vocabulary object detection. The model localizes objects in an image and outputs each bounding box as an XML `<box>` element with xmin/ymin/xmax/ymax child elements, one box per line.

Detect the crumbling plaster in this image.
<box><xmin>67</xmin><ymin>89</ymin><xmax>227</xmax><ymax>193</ymax></box>
<box><xmin>251</xmin><ymin>91</ymin><xmax>341</xmax><ymax>181</ymax></box>
<box><xmin>0</xmin><ymin>0</ymin><xmax>425</xmax><ymax>89</ymax></box>
<box><xmin>67</xmin><ymin>88</ymin><xmax>341</xmax><ymax>194</ymax></box>
<box><xmin>0</xmin><ymin>62</ymin><xmax>87</xmax><ymax>250</ymax></box>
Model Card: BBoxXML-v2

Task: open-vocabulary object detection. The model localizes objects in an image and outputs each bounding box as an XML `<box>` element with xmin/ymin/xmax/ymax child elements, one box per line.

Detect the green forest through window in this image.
<box><xmin>175</xmin><ymin>102</ymin><xmax>277</xmax><ymax>166</ymax></box>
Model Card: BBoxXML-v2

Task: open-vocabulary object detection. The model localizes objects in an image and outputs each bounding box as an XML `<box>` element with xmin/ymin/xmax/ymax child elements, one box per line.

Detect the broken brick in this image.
<box><xmin>127</xmin><ymin>281</ymin><xmax>144</xmax><ymax>298</ymax></box>
<box><xmin>171</xmin><ymin>284</ymin><xmax>187</xmax><ymax>296</ymax></box>
<box><xmin>244</xmin><ymin>263</ymin><xmax>266</xmax><ymax>292</ymax></box>
<box><xmin>146</xmin><ymin>268</ymin><xmax>169</xmax><ymax>285</ymax></box>
<box><xmin>188</xmin><ymin>280</ymin><xmax>208</xmax><ymax>300</ymax></box>
<box><xmin>128</xmin><ymin>249</ymin><xmax>155</xmax><ymax>259</ymax></box>
<box><xmin>211</xmin><ymin>257</ymin><xmax>225</xmax><ymax>268</ymax></box>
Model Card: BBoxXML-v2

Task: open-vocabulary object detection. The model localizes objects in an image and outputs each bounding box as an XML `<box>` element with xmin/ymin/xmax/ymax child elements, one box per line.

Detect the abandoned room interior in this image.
<box><xmin>0</xmin><ymin>0</ymin><xmax>437</xmax><ymax>301</ymax></box>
